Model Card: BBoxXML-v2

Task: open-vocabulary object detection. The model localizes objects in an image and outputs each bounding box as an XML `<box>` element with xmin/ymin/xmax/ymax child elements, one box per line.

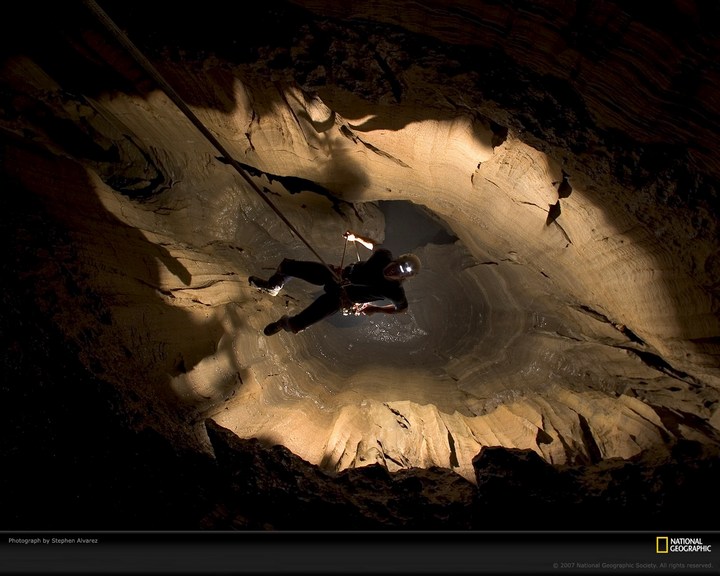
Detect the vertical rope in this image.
<box><xmin>80</xmin><ymin>0</ymin><xmax>339</xmax><ymax>278</ymax></box>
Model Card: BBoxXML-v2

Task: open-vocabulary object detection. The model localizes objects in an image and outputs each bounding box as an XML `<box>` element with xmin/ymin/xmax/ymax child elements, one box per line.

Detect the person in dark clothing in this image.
<box><xmin>249</xmin><ymin>232</ymin><xmax>421</xmax><ymax>336</ymax></box>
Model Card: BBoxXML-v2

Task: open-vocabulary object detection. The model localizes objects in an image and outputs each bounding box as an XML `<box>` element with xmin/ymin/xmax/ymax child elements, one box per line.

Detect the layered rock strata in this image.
<box><xmin>1</xmin><ymin>0</ymin><xmax>719</xmax><ymax>526</ymax></box>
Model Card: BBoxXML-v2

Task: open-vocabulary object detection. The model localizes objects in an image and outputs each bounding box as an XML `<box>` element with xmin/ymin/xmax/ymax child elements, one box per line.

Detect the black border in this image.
<box><xmin>1</xmin><ymin>531</ymin><xmax>718</xmax><ymax>575</ymax></box>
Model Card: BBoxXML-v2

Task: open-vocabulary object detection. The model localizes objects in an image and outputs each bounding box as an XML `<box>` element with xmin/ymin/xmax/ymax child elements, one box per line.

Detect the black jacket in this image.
<box><xmin>341</xmin><ymin>249</ymin><xmax>408</xmax><ymax>309</ymax></box>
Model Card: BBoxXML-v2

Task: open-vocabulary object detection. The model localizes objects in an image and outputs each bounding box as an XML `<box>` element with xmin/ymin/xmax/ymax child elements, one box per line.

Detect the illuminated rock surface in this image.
<box><xmin>1</xmin><ymin>0</ymin><xmax>719</xmax><ymax>529</ymax></box>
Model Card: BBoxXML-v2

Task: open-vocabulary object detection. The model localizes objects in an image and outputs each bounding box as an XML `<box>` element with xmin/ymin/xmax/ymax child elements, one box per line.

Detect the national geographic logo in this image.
<box><xmin>657</xmin><ymin>536</ymin><xmax>712</xmax><ymax>553</ymax></box>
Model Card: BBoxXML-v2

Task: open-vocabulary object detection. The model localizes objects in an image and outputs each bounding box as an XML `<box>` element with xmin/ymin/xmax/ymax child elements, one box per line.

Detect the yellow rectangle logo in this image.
<box><xmin>657</xmin><ymin>536</ymin><xmax>669</xmax><ymax>553</ymax></box>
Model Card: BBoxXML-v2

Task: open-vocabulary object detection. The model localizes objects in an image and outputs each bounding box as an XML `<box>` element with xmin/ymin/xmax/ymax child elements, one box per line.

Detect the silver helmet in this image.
<box><xmin>396</xmin><ymin>253</ymin><xmax>421</xmax><ymax>277</ymax></box>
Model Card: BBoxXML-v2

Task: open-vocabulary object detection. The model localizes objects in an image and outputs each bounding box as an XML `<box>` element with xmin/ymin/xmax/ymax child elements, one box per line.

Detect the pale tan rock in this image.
<box><xmin>2</xmin><ymin>0</ymin><xmax>719</xmax><ymax>488</ymax></box>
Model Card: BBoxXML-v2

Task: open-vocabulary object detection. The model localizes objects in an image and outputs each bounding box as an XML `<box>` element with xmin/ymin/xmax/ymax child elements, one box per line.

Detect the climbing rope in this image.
<box><xmin>81</xmin><ymin>0</ymin><xmax>339</xmax><ymax>279</ymax></box>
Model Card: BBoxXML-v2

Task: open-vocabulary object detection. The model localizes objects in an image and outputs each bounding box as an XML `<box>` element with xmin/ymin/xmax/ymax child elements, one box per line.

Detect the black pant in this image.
<box><xmin>274</xmin><ymin>259</ymin><xmax>344</xmax><ymax>333</ymax></box>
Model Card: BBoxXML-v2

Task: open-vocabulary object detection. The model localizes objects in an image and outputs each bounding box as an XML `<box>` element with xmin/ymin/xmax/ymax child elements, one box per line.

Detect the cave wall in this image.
<box><xmin>1</xmin><ymin>0</ymin><xmax>719</xmax><ymax>529</ymax></box>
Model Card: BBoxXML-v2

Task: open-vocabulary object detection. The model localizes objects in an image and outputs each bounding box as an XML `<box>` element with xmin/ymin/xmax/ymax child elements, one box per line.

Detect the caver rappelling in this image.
<box><xmin>250</xmin><ymin>231</ymin><xmax>421</xmax><ymax>336</ymax></box>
